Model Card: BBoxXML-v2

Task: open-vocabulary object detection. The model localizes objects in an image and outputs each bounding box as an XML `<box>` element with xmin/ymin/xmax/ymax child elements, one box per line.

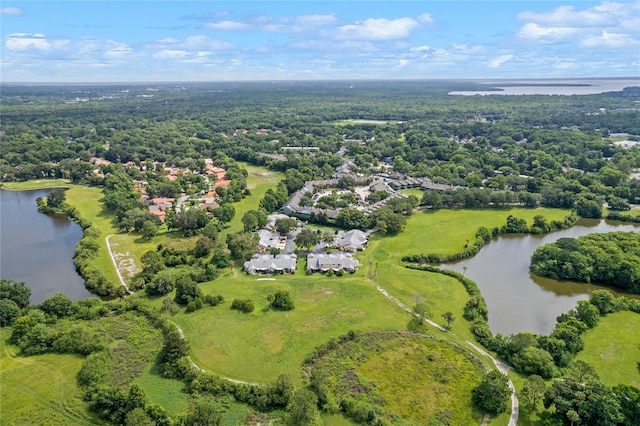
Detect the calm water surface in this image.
<box><xmin>0</xmin><ymin>189</ymin><xmax>93</xmax><ymax>304</ymax></box>
<box><xmin>442</xmin><ymin>219</ymin><xmax>640</xmax><ymax>336</ymax></box>
<box><xmin>449</xmin><ymin>78</ymin><xmax>640</xmax><ymax>95</ymax></box>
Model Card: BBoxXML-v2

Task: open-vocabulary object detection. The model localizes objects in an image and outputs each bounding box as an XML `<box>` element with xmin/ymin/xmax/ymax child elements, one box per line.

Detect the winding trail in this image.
<box><xmin>105</xmin><ymin>234</ymin><xmax>133</xmax><ymax>295</ymax></box>
<box><xmin>170</xmin><ymin>321</ymin><xmax>262</xmax><ymax>386</ymax></box>
<box><xmin>369</xmin><ymin>278</ymin><xmax>518</xmax><ymax>426</ymax></box>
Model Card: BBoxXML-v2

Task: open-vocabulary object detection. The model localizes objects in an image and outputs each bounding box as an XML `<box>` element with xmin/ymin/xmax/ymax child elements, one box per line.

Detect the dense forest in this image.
<box><xmin>2</xmin><ymin>82</ymin><xmax>640</xmax><ymax>219</ymax></box>
<box><xmin>531</xmin><ymin>232</ymin><xmax>640</xmax><ymax>293</ymax></box>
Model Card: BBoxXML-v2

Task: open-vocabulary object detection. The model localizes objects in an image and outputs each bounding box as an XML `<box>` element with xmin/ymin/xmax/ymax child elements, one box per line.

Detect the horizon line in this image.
<box><xmin>2</xmin><ymin>76</ymin><xmax>640</xmax><ymax>85</ymax></box>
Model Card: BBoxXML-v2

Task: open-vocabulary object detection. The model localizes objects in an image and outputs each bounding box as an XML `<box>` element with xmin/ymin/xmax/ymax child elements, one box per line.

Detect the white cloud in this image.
<box><xmin>516</xmin><ymin>1</ymin><xmax>640</xmax><ymax>47</ymax></box>
<box><xmin>517</xmin><ymin>22</ymin><xmax>579</xmax><ymax>42</ymax></box>
<box><xmin>206</xmin><ymin>14</ymin><xmax>336</xmax><ymax>33</ymax></box>
<box><xmin>154</xmin><ymin>49</ymin><xmax>189</xmax><ymax>59</ymax></box>
<box><xmin>411</xmin><ymin>45</ymin><xmax>432</xmax><ymax>52</ymax></box>
<box><xmin>205</xmin><ymin>20</ymin><xmax>251</xmax><ymax>31</ymax></box>
<box><xmin>517</xmin><ymin>1</ymin><xmax>636</xmax><ymax>27</ymax></box>
<box><xmin>335</xmin><ymin>17</ymin><xmax>421</xmax><ymax>40</ymax></box>
<box><xmin>581</xmin><ymin>31</ymin><xmax>640</xmax><ymax>48</ymax></box>
<box><xmin>5</xmin><ymin>33</ymin><xmax>70</xmax><ymax>51</ymax></box>
<box><xmin>0</xmin><ymin>6</ymin><xmax>22</xmax><ymax>15</ymax></box>
<box><xmin>292</xmin><ymin>14</ymin><xmax>337</xmax><ymax>27</ymax></box>
<box><xmin>417</xmin><ymin>13</ymin><xmax>434</xmax><ymax>25</ymax></box>
<box><xmin>488</xmin><ymin>54</ymin><xmax>513</xmax><ymax>68</ymax></box>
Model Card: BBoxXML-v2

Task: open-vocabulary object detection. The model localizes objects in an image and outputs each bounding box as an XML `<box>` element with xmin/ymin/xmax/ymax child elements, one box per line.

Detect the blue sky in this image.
<box><xmin>1</xmin><ymin>1</ymin><xmax>639</xmax><ymax>82</ymax></box>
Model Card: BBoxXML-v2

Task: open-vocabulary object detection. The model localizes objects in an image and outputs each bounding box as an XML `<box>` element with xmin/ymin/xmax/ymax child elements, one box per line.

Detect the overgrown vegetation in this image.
<box><xmin>531</xmin><ymin>231</ymin><xmax>640</xmax><ymax>293</ymax></box>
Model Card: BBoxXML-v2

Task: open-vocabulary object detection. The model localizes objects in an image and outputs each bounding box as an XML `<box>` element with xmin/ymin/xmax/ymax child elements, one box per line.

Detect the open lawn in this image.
<box><xmin>0</xmin><ymin>179</ymin><xmax>71</xmax><ymax>191</ymax></box>
<box><xmin>575</xmin><ymin>310</ymin><xmax>640</xmax><ymax>388</ymax></box>
<box><xmin>222</xmin><ymin>163</ymin><xmax>284</xmax><ymax>236</ymax></box>
<box><xmin>169</xmin><ymin>268</ymin><xmax>409</xmax><ymax>384</ymax></box>
<box><xmin>386</xmin><ymin>208</ymin><xmax>570</xmax><ymax>258</ymax></box>
<box><xmin>134</xmin><ymin>362</ymin><xmax>191</xmax><ymax>417</ymax></box>
<box><xmin>0</xmin><ymin>330</ymin><xmax>103</xmax><ymax>426</ymax></box>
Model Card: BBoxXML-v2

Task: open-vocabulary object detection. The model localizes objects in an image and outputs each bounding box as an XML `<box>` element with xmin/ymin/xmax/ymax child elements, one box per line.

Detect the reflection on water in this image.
<box><xmin>441</xmin><ymin>219</ymin><xmax>640</xmax><ymax>336</ymax></box>
<box><xmin>0</xmin><ymin>189</ymin><xmax>93</xmax><ymax>304</ymax></box>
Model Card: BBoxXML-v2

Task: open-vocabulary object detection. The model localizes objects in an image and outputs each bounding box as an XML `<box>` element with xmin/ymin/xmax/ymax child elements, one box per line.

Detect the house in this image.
<box><xmin>334</xmin><ymin>229</ymin><xmax>368</xmax><ymax>252</ymax></box>
<box><xmin>244</xmin><ymin>254</ymin><xmax>297</xmax><ymax>275</ymax></box>
<box><xmin>307</xmin><ymin>252</ymin><xmax>360</xmax><ymax>273</ymax></box>
<box><xmin>257</xmin><ymin>229</ymin><xmax>286</xmax><ymax>251</ymax></box>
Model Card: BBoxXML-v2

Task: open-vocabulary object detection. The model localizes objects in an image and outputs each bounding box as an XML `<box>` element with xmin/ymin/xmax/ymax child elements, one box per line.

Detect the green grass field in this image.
<box><xmin>0</xmin><ymin>179</ymin><xmax>71</xmax><ymax>191</ymax></box>
<box><xmin>222</xmin><ymin>163</ymin><xmax>284</xmax><ymax>236</ymax></box>
<box><xmin>170</xmin><ymin>268</ymin><xmax>409</xmax><ymax>383</ymax></box>
<box><xmin>575</xmin><ymin>310</ymin><xmax>640</xmax><ymax>388</ymax></box>
<box><xmin>0</xmin><ymin>330</ymin><xmax>103</xmax><ymax>426</ymax></box>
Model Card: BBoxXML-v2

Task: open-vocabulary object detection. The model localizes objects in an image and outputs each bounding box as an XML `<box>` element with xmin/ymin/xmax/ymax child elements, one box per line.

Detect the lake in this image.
<box><xmin>448</xmin><ymin>78</ymin><xmax>640</xmax><ymax>96</ymax></box>
<box><xmin>0</xmin><ymin>189</ymin><xmax>93</xmax><ymax>305</ymax></box>
<box><xmin>442</xmin><ymin>218</ymin><xmax>640</xmax><ymax>336</ymax></box>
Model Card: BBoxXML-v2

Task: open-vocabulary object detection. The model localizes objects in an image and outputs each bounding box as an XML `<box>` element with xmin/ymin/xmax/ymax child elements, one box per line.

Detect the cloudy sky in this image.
<box><xmin>1</xmin><ymin>1</ymin><xmax>639</xmax><ymax>82</ymax></box>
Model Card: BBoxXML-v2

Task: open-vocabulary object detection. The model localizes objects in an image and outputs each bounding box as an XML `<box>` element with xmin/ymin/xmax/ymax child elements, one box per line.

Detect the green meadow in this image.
<box><xmin>575</xmin><ymin>310</ymin><xmax>640</xmax><ymax>388</ymax></box>
<box><xmin>0</xmin><ymin>329</ymin><xmax>104</xmax><ymax>426</ymax></box>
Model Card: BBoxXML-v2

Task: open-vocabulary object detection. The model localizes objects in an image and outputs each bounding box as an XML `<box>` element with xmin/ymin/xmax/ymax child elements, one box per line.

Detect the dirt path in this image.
<box><xmin>369</xmin><ymin>278</ymin><xmax>518</xmax><ymax>426</ymax></box>
<box><xmin>105</xmin><ymin>234</ymin><xmax>133</xmax><ymax>295</ymax></box>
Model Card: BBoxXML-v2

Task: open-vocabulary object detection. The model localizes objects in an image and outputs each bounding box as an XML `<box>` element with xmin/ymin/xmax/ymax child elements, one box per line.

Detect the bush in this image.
<box><xmin>231</xmin><ymin>299</ymin><xmax>255</xmax><ymax>313</ymax></box>
<box><xmin>270</xmin><ymin>291</ymin><xmax>294</xmax><ymax>311</ymax></box>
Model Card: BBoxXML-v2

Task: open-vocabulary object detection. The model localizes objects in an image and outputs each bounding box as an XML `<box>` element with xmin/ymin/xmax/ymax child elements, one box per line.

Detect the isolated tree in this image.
<box><xmin>270</xmin><ymin>291</ymin><xmax>294</xmax><ymax>311</ymax></box>
<box><xmin>295</xmin><ymin>228</ymin><xmax>321</xmax><ymax>251</ymax></box>
<box><xmin>521</xmin><ymin>374</ymin><xmax>546</xmax><ymax>412</ymax></box>
<box><xmin>241</xmin><ymin>210</ymin><xmax>259</xmax><ymax>232</ymax></box>
<box><xmin>140</xmin><ymin>220</ymin><xmax>158</xmax><ymax>240</ymax></box>
<box><xmin>275</xmin><ymin>218</ymin><xmax>298</xmax><ymax>235</ymax></box>
<box><xmin>472</xmin><ymin>370</ymin><xmax>510</xmax><ymax>415</ymax></box>
<box><xmin>568</xmin><ymin>360</ymin><xmax>599</xmax><ymax>383</ymax></box>
<box><xmin>413</xmin><ymin>303</ymin><xmax>430</xmax><ymax>323</ymax></box>
<box><xmin>441</xmin><ymin>311</ymin><xmax>455</xmax><ymax>329</ymax></box>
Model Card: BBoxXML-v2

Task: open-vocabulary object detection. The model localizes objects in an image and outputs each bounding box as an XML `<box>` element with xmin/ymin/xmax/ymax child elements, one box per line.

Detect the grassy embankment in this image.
<box><xmin>0</xmin><ymin>179</ymin><xmax>72</xmax><ymax>191</ymax></box>
<box><xmin>0</xmin><ymin>329</ymin><xmax>103</xmax><ymax>425</ymax></box>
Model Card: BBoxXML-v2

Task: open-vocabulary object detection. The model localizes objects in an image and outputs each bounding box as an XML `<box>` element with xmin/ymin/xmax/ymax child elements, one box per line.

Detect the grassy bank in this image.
<box><xmin>0</xmin><ymin>179</ymin><xmax>71</xmax><ymax>191</ymax></box>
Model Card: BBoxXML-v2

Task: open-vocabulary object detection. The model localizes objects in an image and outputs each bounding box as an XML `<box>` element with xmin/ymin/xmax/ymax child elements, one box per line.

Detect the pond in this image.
<box><xmin>441</xmin><ymin>218</ymin><xmax>640</xmax><ymax>336</ymax></box>
<box><xmin>0</xmin><ymin>189</ymin><xmax>93</xmax><ymax>305</ymax></box>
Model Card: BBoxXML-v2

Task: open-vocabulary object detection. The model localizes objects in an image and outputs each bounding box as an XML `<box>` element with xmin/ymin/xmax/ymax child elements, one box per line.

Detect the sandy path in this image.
<box><xmin>105</xmin><ymin>234</ymin><xmax>133</xmax><ymax>294</ymax></box>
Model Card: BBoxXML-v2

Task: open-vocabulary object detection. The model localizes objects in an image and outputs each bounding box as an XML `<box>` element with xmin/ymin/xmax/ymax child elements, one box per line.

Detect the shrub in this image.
<box><xmin>231</xmin><ymin>299</ymin><xmax>255</xmax><ymax>313</ymax></box>
<box><xmin>270</xmin><ymin>291</ymin><xmax>294</xmax><ymax>311</ymax></box>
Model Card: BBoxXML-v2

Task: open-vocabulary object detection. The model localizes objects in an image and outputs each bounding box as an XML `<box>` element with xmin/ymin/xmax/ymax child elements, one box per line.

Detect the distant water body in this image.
<box><xmin>449</xmin><ymin>78</ymin><xmax>640</xmax><ymax>96</ymax></box>
<box><xmin>0</xmin><ymin>189</ymin><xmax>92</xmax><ymax>304</ymax></box>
